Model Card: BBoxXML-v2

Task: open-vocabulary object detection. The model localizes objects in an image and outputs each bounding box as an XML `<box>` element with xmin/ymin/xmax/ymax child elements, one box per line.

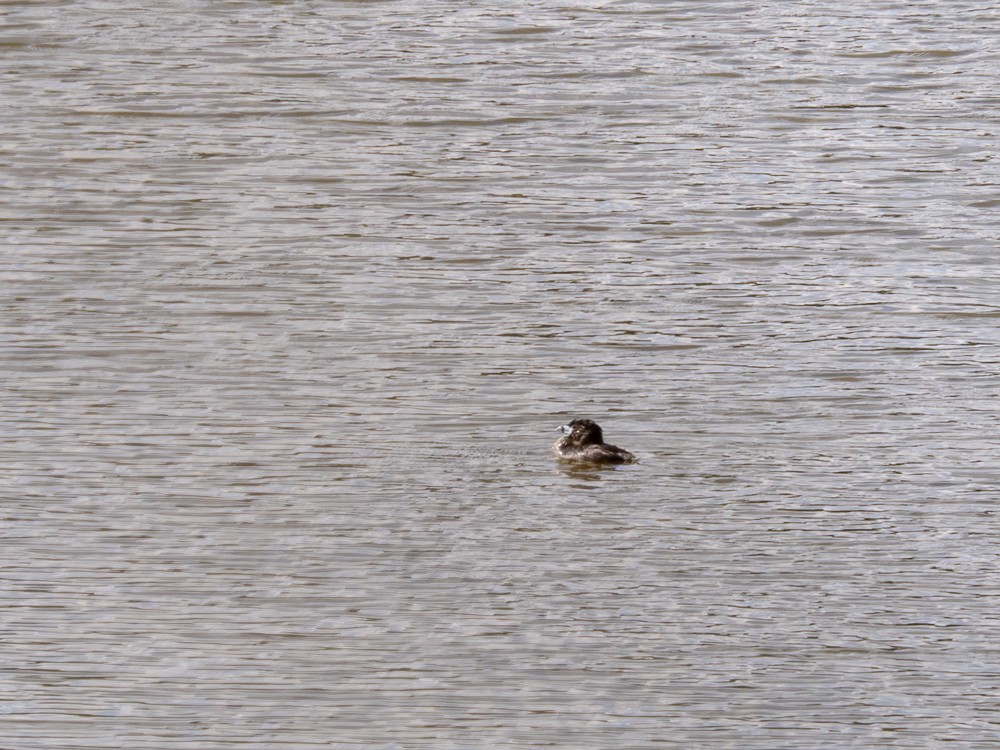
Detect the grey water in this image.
<box><xmin>4</xmin><ymin>1</ymin><xmax>1000</xmax><ymax>747</ymax></box>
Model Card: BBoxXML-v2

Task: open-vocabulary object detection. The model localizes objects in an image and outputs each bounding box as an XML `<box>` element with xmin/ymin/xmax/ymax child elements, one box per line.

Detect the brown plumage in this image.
<box><xmin>551</xmin><ymin>418</ymin><xmax>637</xmax><ymax>465</ymax></box>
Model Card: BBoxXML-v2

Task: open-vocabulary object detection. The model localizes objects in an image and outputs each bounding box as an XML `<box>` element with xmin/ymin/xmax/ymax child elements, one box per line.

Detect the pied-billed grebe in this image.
<box><xmin>552</xmin><ymin>418</ymin><xmax>637</xmax><ymax>464</ymax></box>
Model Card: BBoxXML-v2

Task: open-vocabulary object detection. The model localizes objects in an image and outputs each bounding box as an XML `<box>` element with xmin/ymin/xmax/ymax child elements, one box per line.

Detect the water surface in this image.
<box><xmin>3</xmin><ymin>1</ymin><xmax>1000</xmax><ymax>747</ymax></box>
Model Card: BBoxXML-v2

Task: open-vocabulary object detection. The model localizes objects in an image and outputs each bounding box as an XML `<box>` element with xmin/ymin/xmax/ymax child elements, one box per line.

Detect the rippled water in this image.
<box><xmin>4</xmin><ymin>1</ymin><xmax>1000</xmax><ymax>747</ymax></box>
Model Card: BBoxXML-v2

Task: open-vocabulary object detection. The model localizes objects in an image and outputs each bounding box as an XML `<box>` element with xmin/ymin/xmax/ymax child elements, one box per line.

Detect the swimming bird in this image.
<box><xmin>552</xmin><ymin>418</ymin><xmax>637</xmax><ymax>464</ymax></box>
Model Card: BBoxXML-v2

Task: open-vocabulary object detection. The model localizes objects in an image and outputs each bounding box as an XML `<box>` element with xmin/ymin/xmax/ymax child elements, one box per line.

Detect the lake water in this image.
<box><xmin>4</xmin><ymin>1</ymin><xmax>1000</xmax><ymax>747</ymax></box>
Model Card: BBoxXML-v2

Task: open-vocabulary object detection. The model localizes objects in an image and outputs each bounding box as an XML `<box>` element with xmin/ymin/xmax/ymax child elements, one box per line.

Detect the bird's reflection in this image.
<box><xmin>554</xmin><ymin>461</ymin><xmax>631</xmax><ymax>481</ymax></box>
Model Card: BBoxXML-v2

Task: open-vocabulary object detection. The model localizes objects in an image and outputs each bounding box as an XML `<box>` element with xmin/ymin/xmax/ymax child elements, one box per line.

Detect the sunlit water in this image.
<box><xmin>4</xmin><ymin>1</ymin><xmax>1000</xmax><ymax>747</ymax></box>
